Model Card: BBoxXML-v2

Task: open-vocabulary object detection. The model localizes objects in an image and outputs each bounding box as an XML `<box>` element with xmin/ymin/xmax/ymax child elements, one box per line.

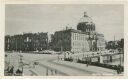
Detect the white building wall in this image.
<box><xmin>97</xmin><ymin>34</ymin><xmax>106</xmax><ymax>51</ymax></box>
<box><xmin>71</xmin><ymin>32</ymin><xmax>89</xmax><ymax>53</ymax></box>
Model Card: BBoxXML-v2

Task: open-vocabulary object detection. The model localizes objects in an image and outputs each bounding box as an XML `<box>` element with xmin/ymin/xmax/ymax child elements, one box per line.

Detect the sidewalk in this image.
<box><xmin>23</xmin><ymin>63</ymin><xmax>66</xmax><ymax>76</ymax></box>
<box><xmin>53</xmin><ymin>60</ymin><xmax>121</xmax><ymax>76</ymax></box>
<box><xmin>22</xmin><ymin>65</ymin><xmax>38</xmax><ymax>76</ymax></box>
<box><xmin>39</xmin><ymin>60</ymin><xmax>89</xmax><ymax>76</ymax></box>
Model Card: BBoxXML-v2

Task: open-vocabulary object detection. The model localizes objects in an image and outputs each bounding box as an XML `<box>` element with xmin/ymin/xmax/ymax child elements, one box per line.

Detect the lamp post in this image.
<box><xmin>94</xmin><ymin>34</ymin><xmax>98</xmax><ymax>52</ymax></box>
<box><xmin>19</xmin><ymin>54</ymin><xmax>23</xmax><ymax>75</ymax></box>
<box><xmin>16</xmin><ymin>37</ymin><xmax>18</xmax><ymax>52</ymax></box>
<box><xmin>88</xmin><ymin>33</ymin><xmax>93</xmax><ymax>51</ymax></box>
<box><xmin>118</xmin><ymin>49</ymin><xmax>122</xmax><ymax>66</ymax></box>
<box><xmin>120</xmin><ymin>53</ymin><xmax>121</xmax><ymax>66</ymax></box>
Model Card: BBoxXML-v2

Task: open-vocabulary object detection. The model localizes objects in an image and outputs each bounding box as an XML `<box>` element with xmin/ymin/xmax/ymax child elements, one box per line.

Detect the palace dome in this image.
<box><xmin>79</xmin><ymin>12</ymin><xmax>93</xmax><ymax>23</ymax></box>
<box><xmin>77</xmin><ymin>12</ymin><xmax>95</xmax><ymax>33</ymax></box>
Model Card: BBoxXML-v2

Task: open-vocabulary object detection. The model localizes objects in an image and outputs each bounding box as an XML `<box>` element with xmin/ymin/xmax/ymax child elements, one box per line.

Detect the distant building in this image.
<box><xmin>5</xmin><ymin>35</ymin><xmax>11</xmax><ymax>51</ymax></box>
<box><xmin>51</xmin><ymin>12</ymin><xmax>106</xmax><ymax>53</ymax></box>
<box><xmin>105</xmin><ymin>38</ymin><xmax>124</xmax><ymax>51</ymax></box>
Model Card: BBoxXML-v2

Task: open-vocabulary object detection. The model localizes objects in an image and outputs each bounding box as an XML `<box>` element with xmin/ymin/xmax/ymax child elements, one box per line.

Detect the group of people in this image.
<box><xmin>116</xmin><ymin>64</ymin><xmax>123</xmax><ymax>74</ymax></box>
<box><xmin>46</xmin><ymin>68</ymin><xmax>58</xmax><ymax>76</ymax></box>
<box><xmin>5</xmin><ymin>65</ymin><xmax>23</xmax><ymax>76</ymax></box>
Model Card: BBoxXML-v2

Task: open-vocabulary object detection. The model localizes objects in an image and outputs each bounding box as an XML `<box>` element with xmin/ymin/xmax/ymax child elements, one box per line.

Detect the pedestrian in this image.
<box><xmin>114</xmin><ymin>65</ymin><xmax>118</xmax><ymax>74</ymax></box>
<box><xmin>55</xmin><ymin>70</ymin><xmax>57</xmax><ymax>75</ymax></box>
<box><xmin>8</xmin><ymin>66</ymin><xmax>14</xmax><ymax>75</ymax></box>
<box><xmin>58</xmin><ymin>55</ymin><xmax>59</xmax><ymax>61</ymax></box>
<box><xmin>46</xmin><ymin>68</ymin><xmax>48</xmax><ymax>76</ymax></box>
<box><xmin>116</xmin><ymin>65</ymin><xmax>120</xmax><ymax>74</ymax></box>
<box><xmin>15</xmin><ymin>68</ymin><xmax>22</xmax><ymax>76</ymax></box>
<box><xmin>6</xmin><ymin>66</ymin><xmax>10</xmax><ymax>71</ymax></box>
<box><xmin>118</xmin><ymin>65</ymin><xmax>122</xmax><ymax>74</ymax></box>
<box><xmin>33</xmin><ymin>63</ymin><xmax>35</xmax><ymax>68</ymax></box>
<box><xmin>86</xmin><ymin>61</ymin><xmax>88</xmax><ymax>67</ymax></box>
<box><xmin>51</xmin><ymin>70</ymin><xmax>53</xmax><ymax>75</ymax></box>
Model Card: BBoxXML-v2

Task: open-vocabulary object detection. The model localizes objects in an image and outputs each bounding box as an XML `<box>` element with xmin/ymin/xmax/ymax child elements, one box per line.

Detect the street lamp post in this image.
<box><xmin>19</xmin><ymin>55</ymin><xmax>23</xmax><ymax>75</ymax></box>
<box><xmin>119</xmin><ymin>49</ymin><xmax>122</xmax><ymax>66</ymax></box>
<box><xmin>94</xmin><ymin>34</ymin><xmax>98</xmax><ymax>52</ymax></box>
<box><xmin>88</xmin><ymin>33</ymin><xmax>93</xmax><ymax>51</ymax></box>
<box><xmin>120</xmin><ymin>53</ymin><xmax>121</xmax><ymax>66</ymax></box>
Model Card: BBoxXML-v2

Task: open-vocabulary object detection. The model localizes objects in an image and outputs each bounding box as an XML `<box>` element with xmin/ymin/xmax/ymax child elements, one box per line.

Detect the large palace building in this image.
<box><xmin>51</xmin><ymin>12</ymin><xmax>106</xmax><ymax>53</ymax></box>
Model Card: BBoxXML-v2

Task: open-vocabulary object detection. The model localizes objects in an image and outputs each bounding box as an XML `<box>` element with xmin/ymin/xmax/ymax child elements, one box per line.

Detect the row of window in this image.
<box><xmin>72</xmin><ymin>41</ymin><xmax>88</xmax><ymax>47</ymax></box>
<box><xmin>72</xmin><ymin>33</ymin><xmax>88</xmax><ymax>40</ymax></box>
<box><xmin>85</xmin><ymin>29</ymin><xmax>94</xmax><ymax>32</ymax></box>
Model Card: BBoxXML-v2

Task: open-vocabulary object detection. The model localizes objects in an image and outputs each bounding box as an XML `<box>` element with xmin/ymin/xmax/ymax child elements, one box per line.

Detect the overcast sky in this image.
<box><xmin>5</xmin><ymin>4</ymin><xmax>124</xmax><ymax>41</ymax></box>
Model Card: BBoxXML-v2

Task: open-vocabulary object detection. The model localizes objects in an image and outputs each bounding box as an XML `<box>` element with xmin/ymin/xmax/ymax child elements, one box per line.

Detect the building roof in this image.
<box><xmin>55</xmin><ymin>29</ymin><xmax>89</xmax><ymax>34</ymax></box>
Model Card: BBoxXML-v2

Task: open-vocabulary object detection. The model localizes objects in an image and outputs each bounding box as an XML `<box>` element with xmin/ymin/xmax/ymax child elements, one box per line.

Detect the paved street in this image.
<box><xmin>5</xmin><ymin>52</ymin><xmax>123</xmax><ymax>76</ymax></box>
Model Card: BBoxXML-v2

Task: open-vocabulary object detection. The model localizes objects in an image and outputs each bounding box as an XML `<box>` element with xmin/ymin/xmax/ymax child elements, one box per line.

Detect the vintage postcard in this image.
<box><xmin>0</xmin><ymin>0</ymin><xmax>127</xmax><ymax>79</ymax></box>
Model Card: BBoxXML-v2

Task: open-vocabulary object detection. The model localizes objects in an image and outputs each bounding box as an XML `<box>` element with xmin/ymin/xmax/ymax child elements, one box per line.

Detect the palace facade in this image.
<box><xmin>51</xmin><ymin>12</ymin><xmax>106</xmax><ymax>53</ymax></box>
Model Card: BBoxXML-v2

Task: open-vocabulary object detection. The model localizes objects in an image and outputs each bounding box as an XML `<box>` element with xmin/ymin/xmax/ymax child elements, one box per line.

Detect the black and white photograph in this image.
<box><xmin>4</xmin><ymin>4</ymin><xmax>124</xmax><ymax>76</ymax></box>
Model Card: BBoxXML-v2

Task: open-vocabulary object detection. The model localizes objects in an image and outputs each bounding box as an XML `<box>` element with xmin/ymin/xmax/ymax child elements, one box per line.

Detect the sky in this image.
<box><xmin>5</xmin><ymin>4</ymin><xmax>124</xmax><ymax>41</ymax></box>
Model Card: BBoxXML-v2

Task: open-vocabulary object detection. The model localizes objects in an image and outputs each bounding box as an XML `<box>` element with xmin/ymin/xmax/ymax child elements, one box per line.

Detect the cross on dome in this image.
<box><xmin>84</xmin><ymin>12</ymin><xmax>88</xmax><ymax>17</ymax></box>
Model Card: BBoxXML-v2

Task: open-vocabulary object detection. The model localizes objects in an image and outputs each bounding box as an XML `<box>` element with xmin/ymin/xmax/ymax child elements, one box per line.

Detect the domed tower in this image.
<box><xmin>77</xmin><ymin>12</ymin><xmax>95</xmax><ymax>33</ymax></box>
